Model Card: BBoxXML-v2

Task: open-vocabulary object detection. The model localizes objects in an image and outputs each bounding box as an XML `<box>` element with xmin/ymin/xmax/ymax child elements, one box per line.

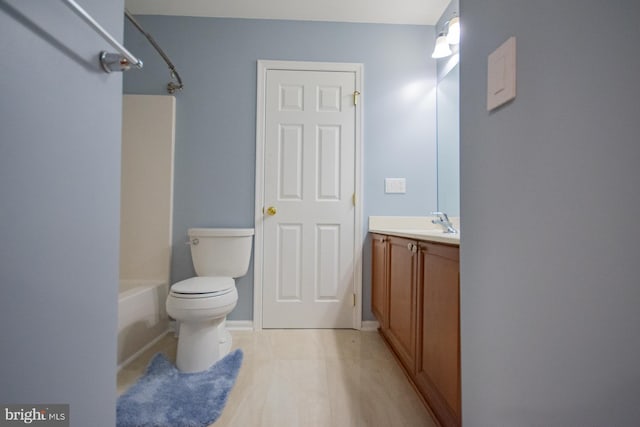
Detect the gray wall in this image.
<box><xmin>0</xmin><ymin>1</ymin><xmax>121</xmax><ymax>425</ymax></box>
<box><xmin>460</xmin><ymin>1</ymin><xmax>640</xmax><ymax>425</ymax></box>
<box><xmin>124</xmin><ymin>17</ymin><xmax>437</xmax><ymax>321</ymax></box>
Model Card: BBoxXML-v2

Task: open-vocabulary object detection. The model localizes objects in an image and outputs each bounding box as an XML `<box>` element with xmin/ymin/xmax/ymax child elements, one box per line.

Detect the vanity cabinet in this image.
<box><xmin>371</xmin><ymin>234</ymin><xmax>460</xmax><ymax>427</ymax></box>
<box><xmin>371</xmin><ymin>234</ymin><xmax>389</xmax><ymax>331</ymax></box>
<box><xmin>386</xmin><ymin>236</ymin><xmax>419</xmax><ymax>373</ymax></box>
<box><xmin>415</xmin><ymin>242</ymin><xmax>460</xmax><ymax>427</ymax></box>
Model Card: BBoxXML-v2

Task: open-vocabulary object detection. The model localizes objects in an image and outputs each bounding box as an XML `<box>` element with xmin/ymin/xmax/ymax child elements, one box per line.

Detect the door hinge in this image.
<box><xmin>352</xmin><ymin>193</ymin><xmax>356</xmax><ymax>206</ymax></box>
<box><xmin>353</xmin><ymin>90</ymin><xmax>361</xmax><ymax>106</ymax></box>
<box><xmin>352</xmin><ymin>293</ymin><xmax>356</xmax><ymax>307</ymax></box>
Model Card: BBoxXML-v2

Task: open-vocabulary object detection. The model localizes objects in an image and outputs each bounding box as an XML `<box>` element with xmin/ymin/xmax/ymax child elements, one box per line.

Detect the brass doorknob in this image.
<box><xmin>265</xmin><ymin>206</ymin><xmax>277</xmax><ymax>216</ymax></box>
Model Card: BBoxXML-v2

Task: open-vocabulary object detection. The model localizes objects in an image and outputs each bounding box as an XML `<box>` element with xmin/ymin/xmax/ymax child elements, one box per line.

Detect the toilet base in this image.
<box><xmin>218</xmin><ymin>320</ymin><xmax>233</xmax><ymax>359</ymax></box>
<box><xmin>176</xmin><ymin>318</ymin><xmax>231</xmax><ymax>373</ymax></box>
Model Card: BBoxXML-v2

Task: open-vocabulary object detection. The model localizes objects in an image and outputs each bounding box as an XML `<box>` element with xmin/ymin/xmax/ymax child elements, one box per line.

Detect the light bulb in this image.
<box><xmin>432</xmin><ymin>33</ymin><xmax>452</xmax><ymax>59</ymax></box>
<box><xmin>447</xmin><ymin>16</ymin><xmax>460</xmax><ymax>45</ymax></box>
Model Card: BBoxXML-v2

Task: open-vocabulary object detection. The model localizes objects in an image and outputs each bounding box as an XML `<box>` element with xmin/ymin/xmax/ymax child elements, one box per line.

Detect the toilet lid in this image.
<box><xmin>170</xmin><ymin>277</ymin><xmax>234</xmax><ymax>296</ymax></box>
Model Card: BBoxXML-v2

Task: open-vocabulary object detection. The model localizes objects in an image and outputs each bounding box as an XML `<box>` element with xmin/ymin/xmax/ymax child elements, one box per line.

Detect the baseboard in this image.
<box><xmin>360</xmin><ymin>320</ymin><xmax>380</xmax><ymax>331</ymax></box>
<box><xmin>118</xmin><ymin>329</ymin><xmax>171</xmax><ymax>371</ymax></box>
<box><xmin>225</xmin><ymin>320</ymin><xmax>378</xmax><ymax>331</ymax></box>
<box><xmin>226</xmin><ymin>320</ymin><xmax>254</xmax><ymax>330</ymax></box>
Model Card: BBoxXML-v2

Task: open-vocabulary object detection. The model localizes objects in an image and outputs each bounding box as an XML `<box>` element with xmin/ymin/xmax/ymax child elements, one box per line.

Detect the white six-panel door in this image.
<box><xmin>261</xmin><ymin>67</ymin><xmax>358</xmax><ymax>328</ymax></box>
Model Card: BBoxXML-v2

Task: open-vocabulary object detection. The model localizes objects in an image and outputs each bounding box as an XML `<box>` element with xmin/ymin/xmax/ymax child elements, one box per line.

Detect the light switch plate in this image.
<box><xmin>487</xmin><ymin>36</ymin><xmax>516</xmax><ymax>111</ymax></box>
<box><xmin>385</xmin><ymin>178</ymin><xmax>406</xmax><ymax>194</ymax></box>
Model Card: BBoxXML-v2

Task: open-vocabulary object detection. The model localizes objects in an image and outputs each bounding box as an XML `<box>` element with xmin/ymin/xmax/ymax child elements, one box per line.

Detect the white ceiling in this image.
<box><xmin>125</xmin><ymin>0</ymin><xmax>451</xmax><ymax>26</ymax></box>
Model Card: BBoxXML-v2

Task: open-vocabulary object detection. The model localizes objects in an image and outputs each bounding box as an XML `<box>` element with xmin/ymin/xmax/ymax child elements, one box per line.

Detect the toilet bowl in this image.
<box><xmin>166</xmin><ymin>228</ymin><xmax>253</xmax><ymax>373</ymax></box>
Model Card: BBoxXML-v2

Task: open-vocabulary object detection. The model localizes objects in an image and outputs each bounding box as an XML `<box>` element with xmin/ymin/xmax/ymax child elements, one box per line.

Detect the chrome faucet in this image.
<box><xmin>430</xmin><ymin>211</ymin><xmax>458</xmax><ymax>234</ymax></box>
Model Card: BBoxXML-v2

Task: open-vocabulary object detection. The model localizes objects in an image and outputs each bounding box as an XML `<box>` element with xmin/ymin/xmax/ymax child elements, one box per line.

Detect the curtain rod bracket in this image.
<box><xmin>99</xmin><ymin>51</ymin><xmax>143</xmax><ymax>73</ymax></box>
<box><xmin>62</xmin><ymin>0</ymin><xmax>143</xmax><ymax>71</ymax></box>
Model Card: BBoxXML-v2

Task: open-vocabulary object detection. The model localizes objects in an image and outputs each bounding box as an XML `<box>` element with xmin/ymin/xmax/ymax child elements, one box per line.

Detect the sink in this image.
<box><xmin>368</xmin><ymin>216</ymin><xmax>460</xmax><ymax>245</ymax></box>
<box><xmin>402</xmin><ymin>228</ymin><xmax>456</xmax><ymax>235</ymax></box>
<box><xmin>378</xmin><ymin>228</ymin><xmax>460</xmax><ymax>242</ymax></box>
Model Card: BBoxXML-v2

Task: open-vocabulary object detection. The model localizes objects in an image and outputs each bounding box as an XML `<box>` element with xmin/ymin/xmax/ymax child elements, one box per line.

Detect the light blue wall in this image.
<box><xmin>460</xmin><ymin>0</ymin><xmax>640</xmax><ymax>424</ymax></box>
<box><xmin>0</xmin><ymin>0</ymin><xmax>121</xmax><ymax>424</ymax></box>
<box><xmin>124</xmin><ymin>17</ymin><xmax>437</xmax><ymax>321</ymax></box>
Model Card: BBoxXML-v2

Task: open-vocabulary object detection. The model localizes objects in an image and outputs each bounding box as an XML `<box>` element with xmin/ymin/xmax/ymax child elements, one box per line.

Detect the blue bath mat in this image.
<box><xmin>117</xmin><ymin>349</ymin><xmax>243</xmax><ymax>427</ymax></box>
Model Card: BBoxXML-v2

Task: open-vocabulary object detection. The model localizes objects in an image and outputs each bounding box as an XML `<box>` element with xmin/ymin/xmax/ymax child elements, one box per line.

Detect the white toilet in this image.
<box><xmin>166</xmin><ymin>227</ymin><xmax>254</xmax><ymax>373</ymax></box>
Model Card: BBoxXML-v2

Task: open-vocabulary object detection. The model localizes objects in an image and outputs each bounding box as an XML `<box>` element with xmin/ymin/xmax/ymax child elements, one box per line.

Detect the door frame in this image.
<box><xmin>253</xmin><ymin>59</ymin><xmax>364</xmax><ymax>330</ymax></box>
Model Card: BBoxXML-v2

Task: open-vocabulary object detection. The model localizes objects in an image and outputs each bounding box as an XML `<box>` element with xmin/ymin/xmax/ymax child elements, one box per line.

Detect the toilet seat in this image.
<box><xmin>170</xmin><ymin>277</ymin><xmax>235</xmax><ymax>299</ymax></box>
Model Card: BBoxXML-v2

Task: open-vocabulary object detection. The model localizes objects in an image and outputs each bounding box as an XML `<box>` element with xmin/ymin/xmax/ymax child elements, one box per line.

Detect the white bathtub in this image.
<box><xmin>118</xmin><ymin>279</ymin><xmax>170</xmax><ymax>369</ymax></box>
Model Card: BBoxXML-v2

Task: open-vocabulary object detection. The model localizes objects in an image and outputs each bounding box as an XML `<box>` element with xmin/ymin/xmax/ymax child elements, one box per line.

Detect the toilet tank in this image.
<box><xmin>188</xmin><ymin>228</ymin><xmax>254</xmax><ymax>278</ymax></box>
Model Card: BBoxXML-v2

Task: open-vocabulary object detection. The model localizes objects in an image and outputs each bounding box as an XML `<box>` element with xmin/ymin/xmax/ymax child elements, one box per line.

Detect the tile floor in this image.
<box><xmin>117</xmin><ymin>329</ymin><xmax>437</xmax><ymax>427</ymax></box>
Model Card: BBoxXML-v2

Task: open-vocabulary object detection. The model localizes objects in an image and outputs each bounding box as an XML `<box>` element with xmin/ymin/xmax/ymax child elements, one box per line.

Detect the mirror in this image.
<box><xmin>436</xmin><ymin>62</ymin><xmax>460</xmax><ymax>216</ymax></box>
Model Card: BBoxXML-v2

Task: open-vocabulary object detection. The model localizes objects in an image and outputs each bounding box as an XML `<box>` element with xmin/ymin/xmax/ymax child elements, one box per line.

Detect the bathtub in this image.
<box><xmin>118</xmin><ymin>279</ymin><xmax>170</xmax><ymax>369</ymax></box>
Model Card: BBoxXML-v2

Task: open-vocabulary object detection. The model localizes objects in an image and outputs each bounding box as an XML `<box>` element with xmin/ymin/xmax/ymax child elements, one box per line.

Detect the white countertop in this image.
<box><xmin>368</xmin><ymin>216</ymin><xmax>460</xmax><ymax>246</ymax></box>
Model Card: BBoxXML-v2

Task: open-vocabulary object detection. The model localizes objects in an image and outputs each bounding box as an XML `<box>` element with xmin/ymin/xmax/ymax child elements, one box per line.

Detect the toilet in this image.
<box><xmin>166</xmin><ymin>227</ymin><xmax>254</xmax><ymax>373</ymax></box>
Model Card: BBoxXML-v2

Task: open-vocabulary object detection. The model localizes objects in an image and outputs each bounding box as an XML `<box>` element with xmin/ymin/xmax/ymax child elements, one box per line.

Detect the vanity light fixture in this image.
<box><xmin>447</xmin><ymin>15</ymin><xmax>461</xmax><ymax>45</ymax></box>
<box><xmin>431</xmin><ymin>13</ymin><xmax>460</xmax><ymax>59</ymax></box>
<box><xmin>432</xmin><ymin>33</ymin><xmax>453</xmax><ymax>58</ymax></box>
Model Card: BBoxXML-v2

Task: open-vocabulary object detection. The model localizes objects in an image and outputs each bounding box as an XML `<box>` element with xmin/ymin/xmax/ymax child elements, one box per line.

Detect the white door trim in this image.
<box><xmin>254</xmin><ymin>60</ymin><xmax>364</xmax><ymax>330</ymax></box>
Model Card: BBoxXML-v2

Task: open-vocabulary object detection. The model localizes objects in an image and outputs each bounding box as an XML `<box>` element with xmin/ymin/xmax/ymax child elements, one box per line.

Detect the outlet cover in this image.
<box><xmin>385</xmin><ymin>178</ymin><xmax>406</xmax><ymax>194</ymax></box>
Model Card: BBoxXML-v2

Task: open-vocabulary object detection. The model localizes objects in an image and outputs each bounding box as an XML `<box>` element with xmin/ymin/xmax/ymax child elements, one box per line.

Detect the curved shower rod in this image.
<box><xmin>124</xmin><ymin>9</ymin><xmax>183</xmax><ymax>94</ymax></box>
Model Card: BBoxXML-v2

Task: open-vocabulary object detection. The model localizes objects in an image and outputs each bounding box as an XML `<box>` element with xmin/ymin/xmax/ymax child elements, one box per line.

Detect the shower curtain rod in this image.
<box><xmin>124</xmin><ymin>9</ymin><xmax>184</xmax><ymax>94</ymax></box>
<box><xmin>62</xmin><ymin>0</ymin><xmax>143</xmax><ymax>72</ymax></box>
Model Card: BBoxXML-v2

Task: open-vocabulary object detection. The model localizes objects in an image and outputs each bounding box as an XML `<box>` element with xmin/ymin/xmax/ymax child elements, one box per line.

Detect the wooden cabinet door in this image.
<box><xmin>416</xmin><ymin>243</ymin><xmax>460</xmax><ymax>427</ymax></box>
<box><xmin>371</xmin><ymin>234</ymin><xmax>389</xmax><ymax>330</ymax></box>
<box><xmin>385</xmin><ymin>236</ymin><xmax>418</xmax><ymax>374</ymax></box>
